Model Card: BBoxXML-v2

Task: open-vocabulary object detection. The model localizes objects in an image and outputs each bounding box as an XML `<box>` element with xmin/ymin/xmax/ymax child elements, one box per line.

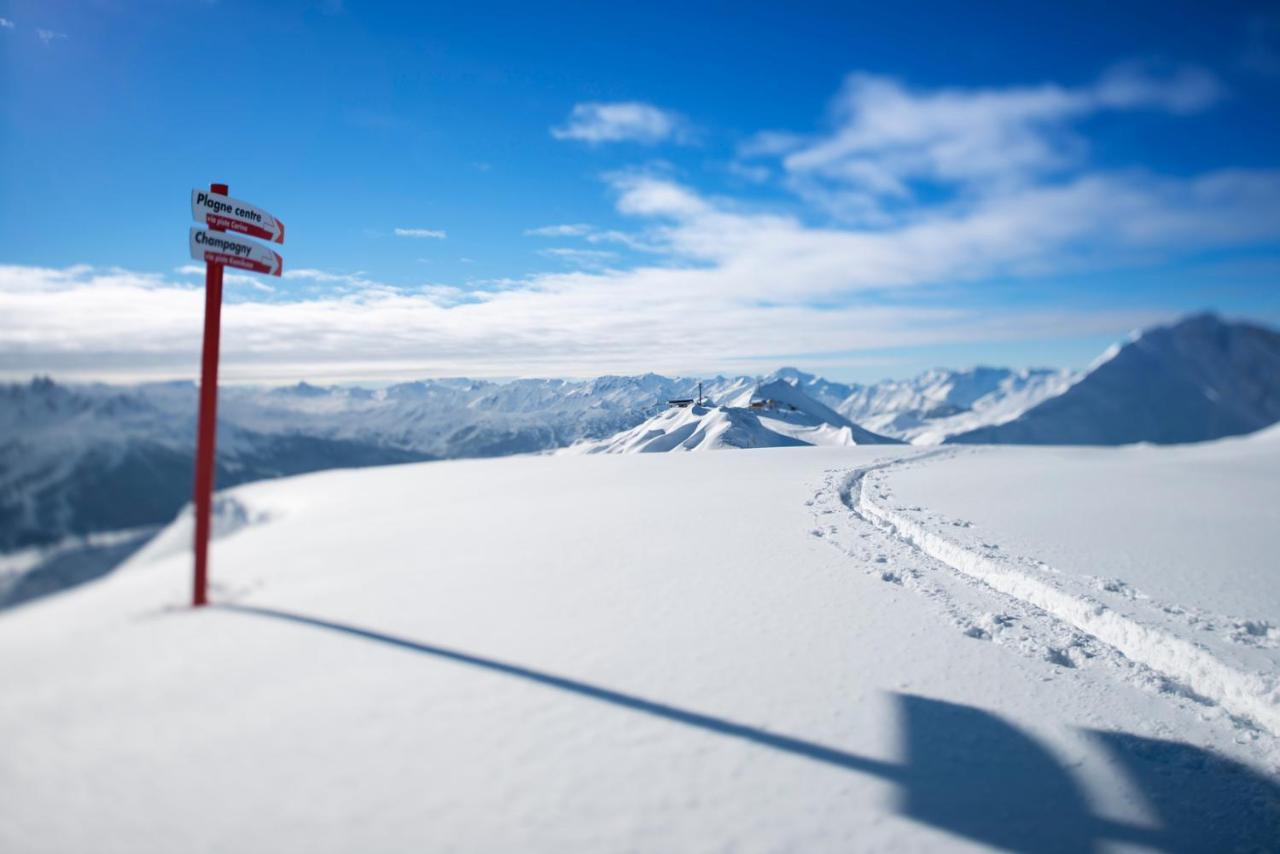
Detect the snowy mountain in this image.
<box><xmin>831</xmin><ymin>366</ymin><xmax>1075</xmax><ymax>444</ymax></box>
<box><xmin>0</xmin><ymin>379</ymin><xmax>430</xmax><ymax>554</ymax></box>
<box><xmin>565</xmin><ymin>379</ymin><xmax>897</xmax><ymax>453</ymax></box>
<box><xmin>761</xmin><ymin>367</ymin><xmax>855</xmax><ymax>409</ymax></box>
<box><xmin>0</xmin><ymin>374</ymin><xmax>751</xmax><ymax>553</ymax></box>
<box><xmin>948</xmin><ymin>313</ymin><xmax>1280</xmax><ymax>445</ymax></box>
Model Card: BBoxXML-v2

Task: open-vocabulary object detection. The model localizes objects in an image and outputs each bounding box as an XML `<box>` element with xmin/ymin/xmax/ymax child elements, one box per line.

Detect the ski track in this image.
<box><xmin>808</xmin><ymin>450</ymin><xmax>1280</xmax><ymax>751</ymax></box>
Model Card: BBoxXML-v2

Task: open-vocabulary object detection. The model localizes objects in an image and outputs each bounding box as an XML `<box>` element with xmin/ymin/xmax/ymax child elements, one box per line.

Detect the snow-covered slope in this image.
<box><xmin>836</xmin><ymin>366</ymin><xmax>1075</xmax><ymax>444</ymax></box>
<box><xmin>566</xmin><ymin>379</ymin><xmax>897</xmax><ymax>453</ymax></box>
<box><xmin>949</xmin><ymin>313</ymin><xmax>1280</xmax><ymax>445</ymax></box>
<box><xmin>0</xmin><ymin>379</ymin><xmax>429</xmax><ymax>553</ymax></box>
<box><xmin>2</xmin><ymin>446</ymin><xmax>1277</xmax><ymax>852</ymax></box>
<box><xmin>0</xmin><ymin>374</ymin><xmax>752</xmax><ymax>552</ymax></box>
<box><xmin>862</xmin><ymin>444</ymin><xmax>1280</xmax><ymax>733</ymax></box>
<box><xmin>762</xmin><ymin>367</ymin><xmax>855</xmax><ymax>409</ymax></box>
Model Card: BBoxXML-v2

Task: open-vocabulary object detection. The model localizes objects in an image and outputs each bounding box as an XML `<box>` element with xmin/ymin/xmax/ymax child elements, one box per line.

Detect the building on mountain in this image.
<box><xmin>749</xmin><ymin>398</ymin><xmax>797</xmax><ymax>411</ymax></box>
<box><xmin>669</xmin><ymin>383</ymin><xmax>706</xmax><ymax>409</ymax></box>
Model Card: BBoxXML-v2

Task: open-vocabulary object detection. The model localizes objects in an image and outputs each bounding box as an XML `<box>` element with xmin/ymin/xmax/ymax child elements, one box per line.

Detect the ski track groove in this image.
<box><xmin>808</xmin><ymin>450</ymin><xmax>1280</xmax><ymax>742</ymax></box>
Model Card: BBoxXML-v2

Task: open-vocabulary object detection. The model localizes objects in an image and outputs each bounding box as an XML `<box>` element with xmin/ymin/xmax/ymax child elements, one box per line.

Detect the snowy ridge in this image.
<box><xmin>948</xmin><ymin>313</ymin><xmax>1280</xmax><ymax>445</ymax></box>
<box><xmin>842</xmin><ymin>456</ymin><xmax>1280</xmax><ymax>736</ymax></box>
<box><xmin>565</xmin><ymin>380</ymin><xmax>897</xmax><ymax>453</ymax></box>
<box><xmin>835</xmin><ymin>366</ymin><xmax>1075</xmax><ymax>444</ymax></box>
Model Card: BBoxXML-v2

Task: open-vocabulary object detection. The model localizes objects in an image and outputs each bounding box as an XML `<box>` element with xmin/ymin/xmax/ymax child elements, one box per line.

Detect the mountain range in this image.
<box><xmin>2</xmin><ymin>312</ymin><xmax>1277</xmax><ymax>562</ymax></box>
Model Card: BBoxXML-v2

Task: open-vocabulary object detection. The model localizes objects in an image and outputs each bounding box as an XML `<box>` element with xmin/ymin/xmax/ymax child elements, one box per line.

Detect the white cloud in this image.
<box><xmin>524</xmin><ymin>223</ymin><xmax>659</xmax><ymax>252</ymax></box>
<box><xmin>0</xmin><ymin>262</ymin><xmax>1174</xmax><ymax>384</ymax></box>
<box><xmin>394</xmin><ymin>228</ymin><xmax>446</xmax><ymax>239</ymax></box>
<box><xmin>749</xmin><ymin>65</ymin><xmax>1224</xmax><ymax>222</ymax></box>
<box><xmin>525</xmin><ymin>224</ymin><xmax>593</xmax><ymax>237</ymax></box>
<box><xmin>36</xmin><ymin>28</ymin><xmax>66</xmax><ymax>45</ymax></box>
<box><xmin>0</xmin><ymin>18</ymin><xmax>15</xmax><ymax>29</ymax></box>
<box><xmin>282</xmin><ymin>268</ymin><xmax>371</xmax><ymax>284</ymax></box>
<box><xmin>3</xmin><ymin>65</ymin><xmax>1276</xmax><ymax>384</ymax></box>
<box><xmin>3</xmin><ymin>163</ymin><xmax>1275</xmax><ymax>382</ymax></box>
<box><xmin>552</xmin><ymin>102</ymin><xmax>686</xmax><ymax>144</ymax></box>
<box><xmin>583</xmin><ymin>229</ymin><xmax>662</xmax><ymax>253</ymax></box>
<box><xmin>737</xmin><ymin>131</ymin><xmax>805</xmax><ymax>158</ymax></box>
<box><xmin>538</xmin><ymin>248</ymin><xmax>618</xmax><ymax>269</ymax></box>
<box><xmin>1092</xmin><ymin>63</ymin><xmax>1222</xmax><ymax>113</ymax></box>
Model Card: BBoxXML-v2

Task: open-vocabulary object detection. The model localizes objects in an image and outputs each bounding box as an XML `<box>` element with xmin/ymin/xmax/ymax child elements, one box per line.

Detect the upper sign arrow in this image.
<box><xmin>191</xmin><ymin>189</ymin><xmax>285</xmax><ymax>244</ymax></box>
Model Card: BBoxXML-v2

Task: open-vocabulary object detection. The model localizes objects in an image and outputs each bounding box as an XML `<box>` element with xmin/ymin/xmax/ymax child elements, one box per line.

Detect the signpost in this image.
<box><xmin>190</xmin><ymin>184</ymin><xmax>285</xmax><ymax>607</ymax></box>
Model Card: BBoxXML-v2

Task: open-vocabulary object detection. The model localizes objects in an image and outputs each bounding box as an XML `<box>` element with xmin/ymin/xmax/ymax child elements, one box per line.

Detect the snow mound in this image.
<box><xmin>127</xmin><ymin>495</ymin><xmax>274</xmax><ymax>568</ymax></box>
<box><xmin>1247</xmin><ymin>421</ymin><xmax>1280</xmax><ymax>442</ymax></box>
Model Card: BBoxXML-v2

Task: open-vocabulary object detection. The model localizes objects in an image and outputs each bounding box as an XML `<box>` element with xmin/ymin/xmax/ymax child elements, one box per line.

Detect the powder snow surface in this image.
<box><xmin>2</xmin><ymin>446</ymin><xmax>1278</xmax><ymax>852</ymax></box>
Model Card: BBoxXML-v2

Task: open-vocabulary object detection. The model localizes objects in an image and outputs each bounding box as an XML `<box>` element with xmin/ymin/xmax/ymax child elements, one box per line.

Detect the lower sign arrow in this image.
<box><xmin>189</xmin><ymin>227</ymin><xmax>283</xmax><ymax>276</ymax></box>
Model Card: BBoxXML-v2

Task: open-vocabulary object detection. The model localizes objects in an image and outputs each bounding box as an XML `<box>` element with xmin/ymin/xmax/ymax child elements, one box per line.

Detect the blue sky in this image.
<box><xmin>2</xmin><ymin>0</ymin><xmax>1279</xmax><ymax>384</ymax></box>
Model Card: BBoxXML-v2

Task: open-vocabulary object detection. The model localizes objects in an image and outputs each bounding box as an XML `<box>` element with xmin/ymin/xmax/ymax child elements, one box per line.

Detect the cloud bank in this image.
<box><xmin>3</xmin><ymin>65</ymin><xmax>1278</xmax><ymax>383</ymax></box>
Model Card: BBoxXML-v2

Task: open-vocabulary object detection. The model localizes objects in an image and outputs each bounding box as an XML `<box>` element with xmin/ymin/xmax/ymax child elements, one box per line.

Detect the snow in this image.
<box><xmin>563</xmin><ymin>382</ymin><xmax>896</xmax><ymax>453</ymax></box>
<box><xmin>1248</xmin><ymin>421</ymin><xmax>1280</xmax><ymax>442</ymax></box>
<box><xmin>3</xmin><ymin>445</ymin><xmax>1279</xmax><ymax>852</ymax></box>
<box><xmin>950</xmin><ymin>313</ymin><xmax>1280</xmax><ymax>445</ymax></box>
<box><xmin>11</xmin><ymin>314</ymin><xmax>1273</xmax><ymax>556</ymax></box>
<box><xmin>836</xmin><ymin>366</ymin><xmax>1075</xmax><ymax>444</ymax></box>
<box><xmin>856</xmin><ymin>444</ymin><xmax>1280</xmax><ymax>734</ymax></box>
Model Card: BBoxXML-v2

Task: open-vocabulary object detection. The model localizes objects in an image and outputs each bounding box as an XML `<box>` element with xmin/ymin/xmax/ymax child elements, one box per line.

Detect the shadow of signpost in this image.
<box><xmin>217</xmin><ymin>603</ymin><xmax>1280</xmax><ymax>852</ymax></box>
<box><xmin>1089</xmin><ymin>730</ymin><xmax>1280</xmax><ymax>853</ymax></box>
<box><xmin>896</xmin><ymin>693</ymin><xmax>1097</xmax><ymax>852</ymax></box>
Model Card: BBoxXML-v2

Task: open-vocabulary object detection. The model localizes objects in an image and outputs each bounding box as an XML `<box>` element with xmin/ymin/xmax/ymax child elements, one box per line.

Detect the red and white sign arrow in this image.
<box><xmin>189</xmin><ymin>227</ymin><xmax>283</xmax><ymax>276</ymax></box>
<box><xmin>191</xmin><ymin>189</ymin><xmax>285</xmax><ymax>244</ymax></box>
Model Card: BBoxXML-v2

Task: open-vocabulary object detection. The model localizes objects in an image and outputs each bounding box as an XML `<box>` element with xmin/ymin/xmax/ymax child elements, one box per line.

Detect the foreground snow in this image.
<box><xmin>855</xmin><ymin>441</ymin><xmax>1280</xmax><ymax>734</ymax></box>
<box><xmin>2</xmin><ymin>445</ymin><xmax>1278</xmax><ymax>852</ymax></box>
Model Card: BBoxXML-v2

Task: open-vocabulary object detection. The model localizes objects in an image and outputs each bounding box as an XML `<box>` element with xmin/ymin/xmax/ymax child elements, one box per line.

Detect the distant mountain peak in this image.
<box><xmin>567</xmin><ymin>381</ymin><xmax>896</xmax><ymax>454</ymax></box>
<box><xmin>949</xmin><ymin>313</ymin><xmax>1280</xmax><ymax>446</ymax></box>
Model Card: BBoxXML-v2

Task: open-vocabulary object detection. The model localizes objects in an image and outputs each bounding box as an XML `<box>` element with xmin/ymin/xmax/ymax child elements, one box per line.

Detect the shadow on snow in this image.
<box><xmin>218</xmin><ymin>603</ymin><xmax>1280</xmax><ymax>853</ymax></box>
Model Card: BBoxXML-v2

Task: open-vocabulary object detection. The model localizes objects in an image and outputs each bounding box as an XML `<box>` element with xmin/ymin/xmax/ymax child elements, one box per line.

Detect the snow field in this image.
<box><xmin>2</xmin><ymin>447</ymin><xmax>1278</xmax><ymax>851</ymax></box>
<box><xmin>846</xmin><ymin>456</ymin><xmax>1280</xmax><ymax>736</ymax></box>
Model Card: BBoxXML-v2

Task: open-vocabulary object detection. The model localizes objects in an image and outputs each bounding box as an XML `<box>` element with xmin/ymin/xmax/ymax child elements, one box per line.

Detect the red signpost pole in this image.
<box><xmin>192</xmin><ymin>181</ymin><xmax>228</xmax><ymax>607</ymax></box>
